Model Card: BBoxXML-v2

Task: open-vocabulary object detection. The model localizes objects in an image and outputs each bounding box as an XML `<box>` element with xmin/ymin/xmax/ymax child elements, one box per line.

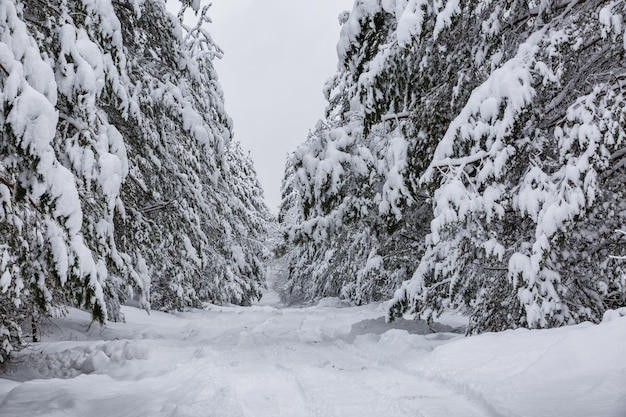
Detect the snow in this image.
<box><xmin>396</xmin><ymin>0</ymin><xmax>428</xmax><ymax>47</ymax></box>
<box><xmin>421</xmin><ymin>321</ymin><xmax>626</xmax><ymax>417</ymax></box>
<box><xmin>604</xmin><ymin>307</ymin><xmax>626</xmax><ymax>321</ymax></box>
<box><xmin>0</xmin><ymin>270</ymin><xmax>11</xmax><ymax>294</ymax></box>
<box><xmin>1</xmin><ymin>298</ymin><xmax>625</xmax><ymax>417</ymax></box>
<box><xmin>599</xmin><ymin>3</ymin><xmax>623</xmax><ymax>41</ymax></box>
<box><xmin>433</xmin><ymin>0</ymin><xmax>460</xmax><ymax>40</ymax></box>
<box><xmin>379</xmin><ymin>133</ymin><xmax>410</xmax><ymax>219</ymax></box>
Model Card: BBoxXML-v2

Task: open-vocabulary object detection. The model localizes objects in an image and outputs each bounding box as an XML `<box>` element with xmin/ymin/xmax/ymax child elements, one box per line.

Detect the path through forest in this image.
<box><xmin>0</xmin><ymin>286</ymin><xmax>624</xmax><ymax>417</ymax></box>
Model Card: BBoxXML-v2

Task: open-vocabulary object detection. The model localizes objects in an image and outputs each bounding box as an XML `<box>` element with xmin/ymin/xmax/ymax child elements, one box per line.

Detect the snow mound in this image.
<box><xmin>315</xmin><ymin>297</ymin><xmax>354</xmax><ymax>308</ymax></box>
<box><xmin>603</xmin><ymin>307</ymin><xmax>626</xmax><ymax>322</ymax></box>
<box><xmin>417</xmin><ymin>316</ymin><xmax>626</xmax><ymax>417</ymax></box>
<box><xmin>21</xmin><ymin>340</ymin><xmax>149</xmax><ymax>379</ymax></box>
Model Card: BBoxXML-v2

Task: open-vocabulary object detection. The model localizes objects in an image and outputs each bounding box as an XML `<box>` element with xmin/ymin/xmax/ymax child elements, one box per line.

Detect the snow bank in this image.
<box><xmin>25</xmin><ymin>340</ymin><xmax>150</xmax><ymax>379</ymax></box>
<box><xmin>417</xmin><ymin>316</ymin><xmax>626</xmax><ymax>417</ymax></box>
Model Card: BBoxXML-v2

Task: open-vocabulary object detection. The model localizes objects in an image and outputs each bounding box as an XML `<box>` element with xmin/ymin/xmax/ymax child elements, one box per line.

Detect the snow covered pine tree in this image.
<box><xmin>278</xmin><ymin>3</ymin><xmax>432</xmax><ymax>305</ymax></box>
<box><xmin>0</xmin><ymin>0</ymin><xmax>269</xmax><ymax>363</ymax></box>
<box><xmin>281</xmin><ymin>0</ymin><xmax>626</xmax><ymax>332</ymax></box>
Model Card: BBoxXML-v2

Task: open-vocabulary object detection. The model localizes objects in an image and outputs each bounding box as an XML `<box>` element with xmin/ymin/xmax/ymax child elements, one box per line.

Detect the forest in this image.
<box><xmin>0</xmin><ymin>0</ymin><xmax>624</xmax><ymax>399</ymax></box>
<box><xmin>0</xmin><ymin>0</ymin><xmax>269</xmax><ymax>363</ymax></box>
<box><xmin>278</xmin><ymin>0</ymin><xmax>626</xmax><ymax>334</ymax></box>
<box><xmin>1</xmin><ymin>1</ymin><xmax>625</xmax><ymax>415</ymax></box>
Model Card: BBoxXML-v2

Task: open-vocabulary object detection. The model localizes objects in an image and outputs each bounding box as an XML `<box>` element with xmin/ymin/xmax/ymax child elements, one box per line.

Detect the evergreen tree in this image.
<box><xmin>282</xmin><ymin>0</ymin><xmax>626</xmax><ymax>331</ymax></box>
<box><xmin>389</xmin><ymin>0</ymin><xmax>626</xmax><ymax>332</ymax></box>
<box><xmin>110</xmin><ymin>0</ymin><xmax>270</xmax><ymax>310</ymax></box>
<box><xmin>0</xmin><ymin>0</ymin><xmax>269</xmax><ymax>362</ymax></box>
<box><xmin>1</xmin><ymin>0</ymin><xmax>112</xmax><ymax>363</ymax></box>
<box><xmin>279</xmin><ymin>0</ymin><xmax>479</xmax><ymax>305</ymax></box>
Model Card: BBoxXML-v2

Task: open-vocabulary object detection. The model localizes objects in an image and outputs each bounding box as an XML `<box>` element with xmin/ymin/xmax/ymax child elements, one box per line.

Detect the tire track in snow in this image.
<box><xmin>201</xmin><ymin>304</ymin><xmax>490</xmax><ymax>417</ymax></box>
<box><xmin>0</xmin><ymin>303</ymin><xmax>495</xmax><ymax>417</ymax></box>
<box><xmin>334</xmin><ymin>334</ymin><xmax>509</xmax><ymax>417</ymax></box>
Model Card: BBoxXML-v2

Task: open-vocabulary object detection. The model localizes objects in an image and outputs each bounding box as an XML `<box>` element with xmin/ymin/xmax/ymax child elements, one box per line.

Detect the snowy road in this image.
<box><xmin>173</xmin><ymin>306</ymin><xmax>485</xmax><ymax>417</ymax></box>
<box><xmin>1</xmin><ymin>295</ymin><xmax>625</xmax><ymax>417</ymax></box>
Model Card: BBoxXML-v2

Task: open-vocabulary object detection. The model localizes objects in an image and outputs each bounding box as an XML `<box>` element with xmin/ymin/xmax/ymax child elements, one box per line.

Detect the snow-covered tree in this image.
<box><xmin>108</xmin><ymin>0</ymin><xmax>270</xmax><ymax>310</ymax></box>
<box><xmin>1</xmin><ymin>0</ymin><xmax>112</xmax><ymax>363</ymax></box>
<box><xmin>389</xmin><ymin>0</ymin><xmax>626</xmax><ymax>332</ymax></box>
<box><xmin>278</xmin><ymin>2</ymin><xmax>438</xmax><ymax>305</ymax></box>
<box><xmin>283</xmin><ymin>0</ymin><xmax>626</xmax><ymax>331</ymax></box>
<box><xmin>0</xmin><ymin>0</ymin><xmax>269</xmax><ymax>362</ymax></box>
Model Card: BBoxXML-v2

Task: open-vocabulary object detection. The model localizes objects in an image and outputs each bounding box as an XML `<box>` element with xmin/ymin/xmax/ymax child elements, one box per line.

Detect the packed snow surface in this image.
<box><xmin>1</xmin><ymin>295</ymin><xmax>625</xmax><ymax>417</ymax></box>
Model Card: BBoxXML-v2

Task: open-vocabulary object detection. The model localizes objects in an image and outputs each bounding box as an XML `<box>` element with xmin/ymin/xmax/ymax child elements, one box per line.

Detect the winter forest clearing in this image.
<box><xmin>2</xmin><ymin>0</ymin><xmax>626</xmax><ymax>415</ymax></box>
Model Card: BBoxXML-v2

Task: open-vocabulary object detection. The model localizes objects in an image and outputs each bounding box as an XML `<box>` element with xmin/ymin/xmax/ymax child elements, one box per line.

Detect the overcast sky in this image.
<box><xmin>171</xmin><ymin>0</ymin><xmax>355</xmax><ymax>213</ymax></box>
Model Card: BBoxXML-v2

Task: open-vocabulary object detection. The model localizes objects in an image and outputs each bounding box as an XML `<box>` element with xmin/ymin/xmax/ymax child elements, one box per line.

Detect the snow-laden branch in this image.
<box><xmin>179</xmin><ymin>4</ymin><xmax>223</xmax><ymax>61</ymax></box>
<box><xmin>430</xmin><ymin>150</ymin><xmax>489</xmax><ymax>169</ymax></box>
<box><xmin>610</xmin><ymin>147</ymin><xmax>626</xmax><ymax>161</ymax></box>
<box><xmin>0</xmin><ymin>175</ymin><xmax>13</xmax><ymax>190</ymax></box>
<box><xmin>609</xmin><ymin>230</ymin><xmax>626</xmax><ymax>260</ymax></box>
<box><xmin>139</xmin><ymin>198</ymin><xmax>178</xmax><ymax>214</ymax></box>
<box><xmin>381</xmin><ymin>111</ymin><xmax>411</xmax><ymax>122</ymax></box>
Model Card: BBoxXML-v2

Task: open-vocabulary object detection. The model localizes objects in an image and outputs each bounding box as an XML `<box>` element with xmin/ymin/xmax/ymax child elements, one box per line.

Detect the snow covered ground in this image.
<box><xmin>1</xmin><ymin>293</ymin><xmax>625</xmax><ymax>417</ymax></box>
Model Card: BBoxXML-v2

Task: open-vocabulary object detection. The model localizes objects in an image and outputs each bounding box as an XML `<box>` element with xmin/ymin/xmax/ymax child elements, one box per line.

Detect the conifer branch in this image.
<box><xmin>0</xmin><ymin>176</ymin><xmax>13</xmax><ymax>190</ymax></box>
<box><xmin>381</xmin><ymin>112</ymin><xmax>411</xmax><ymax>122</ymax></box>
<box><xmin>609</xmin><ymin>231</ymin><xmax>626</xmax><ymax>260</ymax></box>
<box><xmin>139</xmin><ymin>198</ymin><xmax>178</xmax><ymax>214</ymax></box>
<box><xmin>430</xmin><ymin>151</ymin><xmax>489</xmax><ymax>169</ymax></box>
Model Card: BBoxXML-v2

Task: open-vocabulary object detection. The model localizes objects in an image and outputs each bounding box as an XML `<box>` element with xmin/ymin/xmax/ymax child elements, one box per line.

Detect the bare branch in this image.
<box><xmin>399</xmin><ymin>233</ymin><xmax>421</xmax><ymax>243</ymax></box>
<box><xmin>139</xmin><ymin>198</ymin><xmax>178</xmax><ymax>214</ymax></box>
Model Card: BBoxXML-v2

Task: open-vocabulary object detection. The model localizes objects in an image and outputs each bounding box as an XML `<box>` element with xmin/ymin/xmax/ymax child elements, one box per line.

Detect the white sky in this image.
<box><xmin>168</xmin><ymin>0</ymin><xmax>355</xmax><ymax>213</ymax></box>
